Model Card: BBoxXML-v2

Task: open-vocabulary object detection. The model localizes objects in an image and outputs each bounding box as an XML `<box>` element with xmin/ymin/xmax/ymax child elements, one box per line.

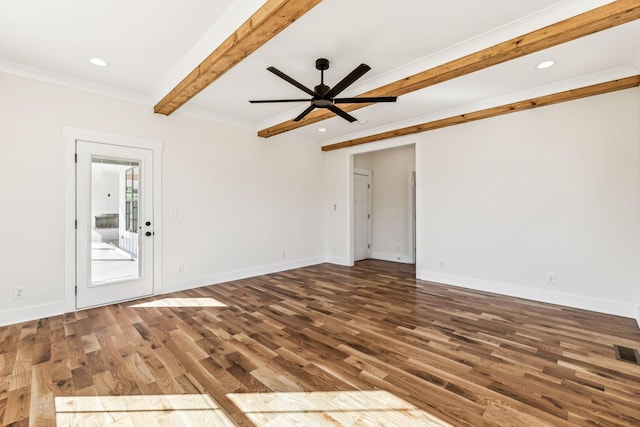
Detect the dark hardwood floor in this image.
<box><xmin>1</xmin><ymin>260</ymin><xmax>639</xmax><ymax>426</ymax></box>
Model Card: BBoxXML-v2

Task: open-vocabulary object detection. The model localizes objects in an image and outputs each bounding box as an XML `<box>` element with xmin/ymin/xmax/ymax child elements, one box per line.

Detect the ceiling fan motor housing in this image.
<box><xmin>312</xmin><ymin>98</ymin><xmax>333</xmax><ymax>107</ymax></box>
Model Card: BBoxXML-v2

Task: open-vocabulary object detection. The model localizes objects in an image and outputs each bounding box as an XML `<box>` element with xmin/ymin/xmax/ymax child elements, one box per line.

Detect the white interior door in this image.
<box><xmin>354</xmin><ymin>170</ymin><xmax>372</xmax><ymax>261</ymax></box>
<box><xmin>76</xmin><ymin>140</ymin><xmax>154</xmax><ymax>309</ymax></box>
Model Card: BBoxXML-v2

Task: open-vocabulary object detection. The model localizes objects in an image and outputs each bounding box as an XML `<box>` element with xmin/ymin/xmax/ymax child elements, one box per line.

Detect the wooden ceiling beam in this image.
<box><xmin>320</xmin><ymin>75</ymin><xmax>640</xmax><ymax>151</ymax></box>
<box><xmin>259</xmin><ymin>0</ymin><xmax>640</xmax><ymax>138</ymax></box>
<box><xmin>154</xmin><ymin>0</ymin><xmax>323</xmax><ymax>116</ymax></box>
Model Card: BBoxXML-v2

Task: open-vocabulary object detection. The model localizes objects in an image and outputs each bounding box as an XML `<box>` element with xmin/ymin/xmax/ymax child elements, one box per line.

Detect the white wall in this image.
<box><xmin>0</xmin><ymin>72</ymin><xmax>325</xmax><ymax>326</ymax></box>
<box><xmin>91</xmin><ymin>169</ymin><xmax>120</xmax><ymax>215</ymax></box>
<box><xmin>324</xmin><ymin>87</ymin><xmax>640</xmax><ymax>319</ymax></box>
<box><xmin>354</xmin><ymin>153</ymin><xmax>372</xmax><ymax>170</ymax></box>
<box><xmin>418</xmin><ymin>88</ymin><xmax>640</xmax><ymax>317</ymax></box>
<box><xmin>91</xmin><ymin>168</ymin><xmax>121</xmax><ymax>242</ymax></box>
<box><xmin>355</xmin><ymin>146</ymin><xmax>415</xmax><ymax>263</ymax></box>
<box><xmin>323</xmin><ymin>149</ymin><xmax>350</xmax><ymax>265</ymax></box>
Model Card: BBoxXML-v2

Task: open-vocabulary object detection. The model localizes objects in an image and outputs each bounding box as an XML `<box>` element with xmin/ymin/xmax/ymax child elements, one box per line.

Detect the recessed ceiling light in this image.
<box><xmin>536</xmin><ymin>60</ymin><xmax>554</xmax><ymax>70</ymax></box>
<box><xmin>358</xmin><ymin>120</ymin><xmax>369</xmax><ymax>125</ymax></box>
<box><xmin>90</xmin><ymin>57</ymin><xmax>109</xmax><ymax>67</ymax></box>
<box><xmin>318</xmin><ymin>127</ymin><xmax>327</xmax><ymax>132</ymax></box>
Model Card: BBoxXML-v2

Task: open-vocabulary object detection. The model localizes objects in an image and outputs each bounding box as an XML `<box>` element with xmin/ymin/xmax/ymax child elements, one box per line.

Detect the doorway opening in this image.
<box><xmin>352</xmin><ymin>144</ymin><xmax>416</xmax><ymax>266</ymax></box>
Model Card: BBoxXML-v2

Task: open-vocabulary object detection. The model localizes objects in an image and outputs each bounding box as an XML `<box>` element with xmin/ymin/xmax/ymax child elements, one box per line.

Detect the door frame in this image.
<box><xmin>64</xmin><ymin>126</ymin><xmax>163</xmax><ymax>312</ymax></box>
<box><xmin>408</xmin><ymin>170</ymin><xmax>416</xmax><ymax>264</ymax></box>
<box><xmin>346</xmin><ymin>139</ymin><xmax>418</xmax><ymax>270</ymax></box>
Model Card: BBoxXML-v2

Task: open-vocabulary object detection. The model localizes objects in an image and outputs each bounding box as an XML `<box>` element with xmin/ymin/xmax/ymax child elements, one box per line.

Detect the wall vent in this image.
<box><xmin>613</xmin><ymin>345</ymin><xmax>640</xmax><ymax>364</ymax></box>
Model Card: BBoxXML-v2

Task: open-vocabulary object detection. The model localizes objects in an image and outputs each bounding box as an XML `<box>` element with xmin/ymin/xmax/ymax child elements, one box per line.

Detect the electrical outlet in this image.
<box><xmin>178</xmin><ymin>264</ymin><xmax>184</xmax><ymax>274</ymax></box>
<box><xmin>281</xmin><ymin>251</ymin><xmax>286</xmax><ymax>259</ymax></box>
<box><xmin>13</xmin><ymin>286</ymin><xmax>24</xmax><ymax>299</ymax></box>
<box><xmin>438</xmin><ymin>259</ymin><xmax>444</xmax><ymax>269</ymax></box>
<box><xmin>546</xmin><ymin>272</ymin><xmax>556</xmax><ymax>284</ymax></box>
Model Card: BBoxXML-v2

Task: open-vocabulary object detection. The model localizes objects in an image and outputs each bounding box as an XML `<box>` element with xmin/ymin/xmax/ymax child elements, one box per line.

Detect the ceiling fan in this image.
<box><xmin>249</xmin><ymin>58</ymin><xmax>397</xmax><ymax>123</ymax></box>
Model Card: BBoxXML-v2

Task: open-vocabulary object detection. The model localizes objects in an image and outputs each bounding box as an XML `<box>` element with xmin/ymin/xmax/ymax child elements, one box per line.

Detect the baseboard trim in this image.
<box><xmin>419</xmin><ymin>270</ymin><xmax>638</xmax><ymax>320</ymax></box>
<box><xmin>371</xmin><ymin>251</ymin><xmax>412</xmax><ymax>264</ymax></box>
<box><xmin>6</xmin><ymin>268</ymin><xmax>633</xmax><ymax>329</ymax></box>
<box><xmin>0</xmin><ymin>300</ymin><xmax>66</xmax><ymax>327</ymax></box>
<box><xmin>163</xmin><ymin>256</ymin><xmax>325</xmax><ymax>294</ymax></box>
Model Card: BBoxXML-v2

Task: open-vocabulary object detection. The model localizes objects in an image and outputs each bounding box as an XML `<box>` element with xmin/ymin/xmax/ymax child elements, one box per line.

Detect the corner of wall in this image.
<box><xmin>325</xmin><ymin>256</ymin><xmax>350</xmax><ymax>266</ymax></box>
<box><xmin>371</xmin><ymin>251</ymin><xmax>412</xmax><ymax>264</ymax></box>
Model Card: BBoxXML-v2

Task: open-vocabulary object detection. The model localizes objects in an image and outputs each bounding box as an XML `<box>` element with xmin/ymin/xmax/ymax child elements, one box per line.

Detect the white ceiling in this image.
<box><xmin>1</xmin><ymin>0</ymin><xmax>638</xmax><ymax>144</ymax></box>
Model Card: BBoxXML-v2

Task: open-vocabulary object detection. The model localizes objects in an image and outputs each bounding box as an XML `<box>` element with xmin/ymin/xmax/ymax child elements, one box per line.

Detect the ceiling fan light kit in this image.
<box><xmin>250</xmin><ymin>58</ymin><xmax>397</xmax><ymax>122</ymax></box>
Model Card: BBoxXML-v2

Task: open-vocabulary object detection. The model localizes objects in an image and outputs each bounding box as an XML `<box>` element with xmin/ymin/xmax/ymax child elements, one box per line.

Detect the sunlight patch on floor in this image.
<box><xmin>227</xmin><ymin>390</ymin><xmax>452</xmax><ymax>426</ymax></box>
<box><xmin>54</xmin><ymin>394</ymin><xmax>235</xmax><ymax>426</ymax></box>
<box><xmin>129</xmin><ymin>297</ymin><xmax>227</xmax><ymax>308</ymax></box>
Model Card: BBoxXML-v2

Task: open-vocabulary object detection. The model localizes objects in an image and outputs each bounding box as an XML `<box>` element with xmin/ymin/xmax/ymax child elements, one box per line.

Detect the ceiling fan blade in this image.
<box><xmin>249</xmin><ymin>99</ymin><xmax>310</xmax><ymax>103</ymax></box>
<box><xmin>267</xmin><ymin>66</ymin><xmax>316</xmax><ymax>97</ymax></box>
<box><xmin>293</xmin><ymin>105</ymin><xmax>316</xmax><ymax>122</ymax></box>
<box><xmin>333</xmin><ymin>96</ymin><xmax>397</xmax><ymax>103</ymax></box>
<box><xmin>326</xmin><ymin>64</ymin><xmax>371</xmax><ymax>98</ymax></box>
<box><xmin>327</xmin><ymin>104</ymin><xmax>357</xmax><ymax>122</ymax></box>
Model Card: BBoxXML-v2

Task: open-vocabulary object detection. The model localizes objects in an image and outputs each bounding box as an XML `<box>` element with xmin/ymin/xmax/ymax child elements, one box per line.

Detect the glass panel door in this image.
<box><xmin>90</xmin><ymin>157</ymin><xmax>140</xmax><ymax>284</ymax></box>
<box><xmin>76</xmin><ymin>141</ymin><xmax>154</xmax><ymax>309</ymax></box>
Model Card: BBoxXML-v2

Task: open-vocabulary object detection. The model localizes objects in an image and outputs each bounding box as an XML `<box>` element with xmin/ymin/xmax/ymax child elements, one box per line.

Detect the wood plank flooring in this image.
<box><xmin>1</xmin><ymin>260</ymin><xmax>640</xmax><ymax>426</ymax></box>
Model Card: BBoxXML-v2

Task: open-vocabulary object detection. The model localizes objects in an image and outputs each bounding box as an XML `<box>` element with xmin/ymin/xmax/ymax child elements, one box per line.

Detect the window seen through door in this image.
<box><xmin>125</xmin><ymin>167</ymin><xmax>139</xmax><ymax>233</ymax></box>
